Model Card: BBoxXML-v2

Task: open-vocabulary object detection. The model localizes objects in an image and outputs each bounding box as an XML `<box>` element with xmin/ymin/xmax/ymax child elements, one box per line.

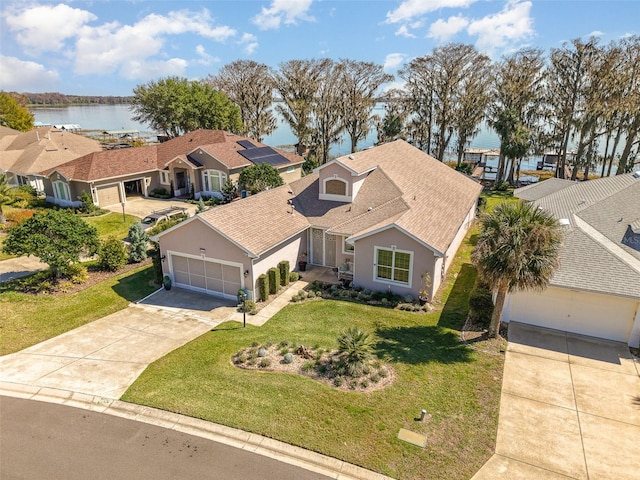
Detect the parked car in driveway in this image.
<box><xmin>140</xmin><ymin>206</ymin><xmax>188</xmax><ymax>231</ymax></box>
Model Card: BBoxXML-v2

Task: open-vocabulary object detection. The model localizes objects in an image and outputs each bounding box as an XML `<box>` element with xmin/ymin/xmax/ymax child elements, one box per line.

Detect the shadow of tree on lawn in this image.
<box><xmin>375</xmin><ymin>324</ymin><xmax>472</xmax><ymax>365</ymax></box>
<box><xmin>438</xmin><ymin>263</ymin><xmax>478</xmax><ymax>331</ymax></box>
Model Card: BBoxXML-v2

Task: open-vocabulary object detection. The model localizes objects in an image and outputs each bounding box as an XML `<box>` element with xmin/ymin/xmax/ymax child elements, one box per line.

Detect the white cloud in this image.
<box><xmin>386</xmin><ymin>0</ymin><xmax>476</xmax><ymax>24</ymax></box>
<box><xmin>239</xmin><ymin>33</ymin><xmax>259</xmax><ymax>55</ymax></box>
<box><xmin>0</xmin><ymin>55</ymin><xmax>60</xmax><ymax>91</ymax></box>
<box><xmin>428</xmin><ymin>15</ymin><xmax>469</xmax><ymax>42</ymax></box>
<box><xmin>72</xmin><ymin>9</ymin><xmax>235</xmax><ymax>77</ymax></box>
<box><xmin>252</xmin><ymin>0</ymin><xmax>314</xmax><ymax>30</ymax></box>
<box><xmin>586</xmin><ymin>30</ymin><xmax>604</xmax><ymax>38</ymax></box>
<box><xmin>395</xmin><ymin>25</ymin><xmax>416</xmax><ymax>38</ymax></box>
<box><xmin>467</xmin><ymin>0</ymin><xmax>533</xmax><ymax>53</ymax></box>
<box><xmin>194</xmin><ymin>45</ymin><xmax>220</xmax><ymax>66</ymax></box>
<box><xmin>4</xmin><ymin>3</ymin><xmax>97</xmax><ymax>53</ymax></box>
<box><xmin>122</xmin><ymin>58</ymin><xmax>189</xmax><ymax>81</ymax></box>
<box><xmin>383</xmin><ymin>53</ymin><xmax>406</xmax><ymax>71</ymax></box>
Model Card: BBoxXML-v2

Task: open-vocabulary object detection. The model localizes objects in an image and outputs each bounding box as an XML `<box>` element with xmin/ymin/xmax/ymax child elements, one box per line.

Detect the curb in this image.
<box><xmin>0</xmin><ymin>382</ymin><xmax>394</xmax><ymax>480</ymax></box>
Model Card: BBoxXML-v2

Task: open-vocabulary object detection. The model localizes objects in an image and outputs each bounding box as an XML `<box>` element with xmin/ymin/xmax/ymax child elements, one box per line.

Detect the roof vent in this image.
<box><xmin>559</xmin><ymin>218</ymin><xmax>571</xmax><ymax>226</ymax></box>
<box><xmin>348</xmin><ymin>155</ymin><xmax>355</xmax><ymax>160</ymax></box>
<box><xmin>633</xmin><ymin>171</ymin><xmax>640</xmax><ymax>179</ymax></box>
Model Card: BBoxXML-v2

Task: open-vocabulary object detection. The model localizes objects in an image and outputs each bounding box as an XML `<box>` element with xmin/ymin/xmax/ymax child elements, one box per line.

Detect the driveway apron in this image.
<box><xmin>472</xmin><ymin>322</ymin><xmax>640</xmax><ymax>480</ymax></box>
<box><xmin>0</xmin><ymin>296</ymin><xmax>235</xmax><ymax>399</ymax></box>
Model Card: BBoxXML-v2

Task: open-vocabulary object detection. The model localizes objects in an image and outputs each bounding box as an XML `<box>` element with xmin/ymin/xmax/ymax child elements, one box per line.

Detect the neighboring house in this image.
<box><xmin>0</xmin><ymin>126</ymin><xmax>102</xmax><ymax>192</ymax></box>
<box><xmin>40</xmin><ymin>130</ymin><xmax>303</xmax><ymax>208</ymax></box>
<box><xmin>501</xmin><ymin>173</ymin><xmax>640</xmax><ymax>347</ymax></box>
<box><xmin>153</xmin><ymin>140</ymin><xmax>482</xmax><ymax>302</ymax></box>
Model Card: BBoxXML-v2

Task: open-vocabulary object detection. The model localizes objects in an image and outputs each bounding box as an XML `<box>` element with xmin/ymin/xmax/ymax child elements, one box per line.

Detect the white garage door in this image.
<box><xmin>96</xmin><ymin>185</ymin><xmax>121</xmax><ymax>207</ymax></box>
<box><xmin>170</xmin><ymin>253</ymin><xmax>242</xmax><ymax>300</ymax></box>
<box><xmin>509</xmin><ymin>287</ymin><xmax>637</xmax><ymax>343</ymax></box>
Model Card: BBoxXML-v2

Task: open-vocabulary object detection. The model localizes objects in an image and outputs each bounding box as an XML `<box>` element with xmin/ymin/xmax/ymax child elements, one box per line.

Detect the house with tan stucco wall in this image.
<box><xmin>39</xmin><ymin>130</ymin><xmax>303</xmax><ymax>208</ymax></box>
<box><xmin>153</xmin><ymin>140</ymin><xmax>482</xmax><ymax>303</ymax></box>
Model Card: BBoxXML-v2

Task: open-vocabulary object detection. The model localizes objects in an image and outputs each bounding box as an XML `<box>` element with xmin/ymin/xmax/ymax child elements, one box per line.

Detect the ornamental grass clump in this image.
<box><xmin>336</xmin><ymin>327</ymin><xmax>374</xmax><ymax>377</ymax></box>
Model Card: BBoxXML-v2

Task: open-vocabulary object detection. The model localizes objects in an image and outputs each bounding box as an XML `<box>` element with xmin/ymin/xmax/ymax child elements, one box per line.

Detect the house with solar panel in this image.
<box><xmin>40</xmin><ymin>130</ymin><xmax>303</xmax><ymax>208</ymax></box>
<box><xmin>153</xmin><ymin>140</ymin><xmax>482</xmax><ymax>302</ymax></box>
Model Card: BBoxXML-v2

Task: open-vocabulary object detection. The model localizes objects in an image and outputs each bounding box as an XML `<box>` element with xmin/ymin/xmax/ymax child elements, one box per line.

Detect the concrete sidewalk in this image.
<box><xmin>472</xmin><ymin>323</ymin><xmax>640</xmax><ymax>480</ymax></box>
<box><xmin>0</xmin><ymin>255</ymin><xmax>48</xmax><ymax>283</ymax></box>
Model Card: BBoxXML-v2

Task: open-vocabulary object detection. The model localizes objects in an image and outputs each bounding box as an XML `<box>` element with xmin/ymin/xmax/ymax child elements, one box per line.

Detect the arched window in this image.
<box><xmin>325</xmin><ymin>178</ymin><xmax>347</xmax><ymax>196</ymax></box>
<box><xmin>52</xmin><ymin>180</ymin><xmax>71</xmax><ymax>201</ymax></box>
<box><xmin>202</xmin><ymin>170</ymin><xmax>227</xmax><ymax>192</ymax></box>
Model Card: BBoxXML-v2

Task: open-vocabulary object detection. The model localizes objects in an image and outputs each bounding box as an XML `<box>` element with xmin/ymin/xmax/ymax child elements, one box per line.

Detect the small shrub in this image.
<box><xmin>494</xmin><ymin>180</ymin><xmax>510</xmax><ymax>191</ymax></box>
<box><xmin>251</xmin><ymin>341</ymin><xmax>259</xmax><ymax>347</ymax></box>
<box><xmin>268</xmin><ymin>267</ymin><xmax>280</xmax><ymax>294</ymax></box>
<box><xmin>349</xmin><ymin>290</ymin><xmax>358</xmax><ymax>298</ymax></box>
<box><xmin>370</xmin><ymin>373</ymin><xmax>380</xmax><ymax>383</ymax></box>
<box><xmin>316</xmin><ymin>363</ymin><xmax>327</xmax><ymax>374</ymax></box>
<box><xmin>360</xmin><ymin>379</ymin><xmax>370</xmax><ymax>388</ymax></box>
<box><xmin>98</xmin><ymin>236</ymin><xmax>127</xmax><ymax>271</ymax></box>
<box><xmin>4</xmin><ymin>209</ymin><xmax>36</xmax><ymax>225</ymax></box>
<box><xmin>380</xmin><ymin>298</ymin><xmax>389</xmax><ymax>306</ymax></box>
<box><xmin>283</xmin><ymin>353</ymin><xmax>294</xmax><ymax>364</ymax></box>
<box><xmin>244</xmin><ymin>299</ymin><xmax>257</xmax><ymax>314</ymax></box>
<box><xmin>128</xmin><ymin>223</ymin><xmax>149</xmax><ymax>263</ymax></box>
<box><xmin>315</xmin><ymin>291</ymin><xmax>323</xmax><ymax>297</ymax></box>
<box><xmin>290</xmin><ymin>295</ymin><xmax>300</xmax><ymax>303</ymax></box>
<box><xmin>280</xmin><ymin>347</ymin><xmax>289</xmax><ymax>355</ymax></box>
<box><xmin>333</xmin><ymin>376</ymin><xmax>344</xmax><ymax>387</ymax></box>
<box><xmin>378</xmin><ymin>368</ymin><xmax>389</xmax><ymax>378</ymax></box>
<box><xmin>278</xmin><ymin>340</ymin><xmax>289</xmax><ymax>348</ymax></box>
<box><xmin>259</xmin><ymin>358</ymin><xmax>271</xmax><ymax>368</ymax></box>
<box><xmin>348</xmin><ymin>379</ymin><xmax>358</xmax><ymax>390</ymax></box>
<box><xmin>298</xmin><ymin>289</ymin><xmax>307</xmax><ymax>299</ymax></box>
<box><xmin>307</xmin><ymin>290</ymin><xmax>316</xmax><ymax>299</ymax></box>
<box><xmin>289</xmin><ymin>271</ymin><xmax>299</xmax><ymax>282</ymax></box>
<box><xmin>63</xmin><ymin>263</ymin><xmax>88</xmax><ymax>284</ymax></box>
<box><xmin>235</xmin><ymin>354</ymin><xmax>247</xmax><ymax>364</ymax></box>
<box><xmin>403</xmin><ymin>294</ymin><xmax>414</xmax><ymax>303</ymax></box>
<box><xmin>302</xmin><ymin>361</ymin><xmax>314</xmax><ymax>372</ymax></box>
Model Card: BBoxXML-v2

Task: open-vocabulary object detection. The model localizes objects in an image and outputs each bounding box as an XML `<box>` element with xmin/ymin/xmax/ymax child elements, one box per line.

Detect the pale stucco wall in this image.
<box><xmin>352</xmin><ymin>227</ymin><xmax>437</xmax><ymax>299</ymax></box>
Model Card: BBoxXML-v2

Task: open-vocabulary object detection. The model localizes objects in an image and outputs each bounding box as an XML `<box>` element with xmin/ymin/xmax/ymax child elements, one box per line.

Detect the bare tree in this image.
<box><xmin>376</xmin><ymin>89</ymin><xmax>409</xmax><ymax>144</ymax></box>
<box><xmin>208</xmin><ymin>60</ymin><xmax>276</xmax><ymax>142</ymax></box>
<box><xmin>615</xmin><ymin>35</ymin><xmax>640</xmax><ymax>174</ymax></box>
<box><xmin>489</xmin><ymin>48</ymin><xmax>546</xmax><ymax>183</ymax></box>
<box><xmin>272</xmin><ymin>59</ymin><xmax>326</xmax><ymax>155</ymax></box>
<box><xmin>311</xmin><ymin>59</ymin><xmax>345</xmax><ymax>164</ymax></box>
<box><xmin>398</xmin><ymin>58</ymin><xmax>435</xmax><ymax>152</ymax></box>
<box><xmin>338</xmin><ymin>59</ymin><xmax>393</xmax><ymax>153</ymax></box>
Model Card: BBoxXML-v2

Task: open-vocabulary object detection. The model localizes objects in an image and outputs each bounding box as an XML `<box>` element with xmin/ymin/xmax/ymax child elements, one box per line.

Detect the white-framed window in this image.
<box><xmin>202</xmin><ymin>169</ymin><xmax>227</xmax><ymax>192</ymax></box>
<box><xmin>286</xmin><ymin>166</ymin><xmax>295</xmax><ymax>174</ymax></box>
<box><xmin>17</xmin><ymin>175</ymin><xmax>29</xmax><ymax>186</ymax></box>
<box><xmin>343</xmin><ymin>237</ymin><xmax>355</xmax><ymax>254</ymax></box>
<box><xmin>159</xmin><ymin>170</ymin><xmax>170</xmax><ymax>185</ymax></box>
<box><xmin>52</xmin><ymin>180</ymin><xmax>71</xmax><ymax>201</ymax></box>
<box><xmin>374</xmin><ymin>246</ymin><xmax>412</xmax><ymax>286</ymax></box>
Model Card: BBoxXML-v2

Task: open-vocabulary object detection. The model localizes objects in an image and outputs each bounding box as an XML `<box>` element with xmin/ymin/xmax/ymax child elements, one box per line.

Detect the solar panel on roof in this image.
<box><xmin>238</xmin><ymin>146</ymin><xmax>289</xmax><ymax>166</ymax></box>
<box><xmin>237</xmin><ymin>140</ymin><xmax>257</xmax><ymax>149</ymax></box>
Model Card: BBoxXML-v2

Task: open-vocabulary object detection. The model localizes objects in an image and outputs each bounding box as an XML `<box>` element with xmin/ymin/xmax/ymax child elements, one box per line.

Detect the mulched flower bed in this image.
<box><xmin>233</xmin><ymin>343</ymin><xmax>395</xmax><ymax>393</ymax></box>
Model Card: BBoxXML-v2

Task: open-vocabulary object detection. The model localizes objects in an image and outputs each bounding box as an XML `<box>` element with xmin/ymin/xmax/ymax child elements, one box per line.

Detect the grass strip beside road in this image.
<box><xmin>0</xmin><ymin>265</ymin><xmax>156</xmax><ymax>355</ymax></box>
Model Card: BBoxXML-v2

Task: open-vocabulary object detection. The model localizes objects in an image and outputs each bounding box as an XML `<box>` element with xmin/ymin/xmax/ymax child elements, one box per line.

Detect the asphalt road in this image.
<box><xmin>0</xmin><ymin>397</ymin><xmax>332</xmax><ymax>480</ymax></box>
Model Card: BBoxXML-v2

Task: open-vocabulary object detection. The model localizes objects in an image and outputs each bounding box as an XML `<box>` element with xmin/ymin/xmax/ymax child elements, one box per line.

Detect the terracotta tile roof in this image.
<box><xmin>1</xmin><ymin>127</ymin><xmax>102</xmax><ymax>175</ymax></box>
<box><xmin>41</xmin><ymin>130</ymin><xmax>303</xmax><ymax>181</ymax></box>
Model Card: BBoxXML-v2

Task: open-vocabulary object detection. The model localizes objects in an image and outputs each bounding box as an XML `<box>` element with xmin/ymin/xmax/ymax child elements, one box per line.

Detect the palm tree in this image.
<box><xmin>471</xmin><ymin>201</ymin><xmax>563</xmax><ymax>338</ymax></box>
<box><xmin>336</xmin><ymin>327</ymin><xmax>374</xmax><ymax>376</ymax></box>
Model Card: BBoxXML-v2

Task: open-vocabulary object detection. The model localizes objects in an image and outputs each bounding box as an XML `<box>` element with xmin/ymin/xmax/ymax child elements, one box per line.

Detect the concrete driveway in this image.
<box><xmin>0</xmin><ymin>292</ymin><xmax>235</xmax><ymax>399</ymax></box>
<box><xmin>105</xmin><ymin>196</ymin><xmax>198</xmax><ymax>219</ymax></box>
<box><xmin>473</xmin><ymin>322</ymin><xmax>640</xmax><ymax>480</ymax></box>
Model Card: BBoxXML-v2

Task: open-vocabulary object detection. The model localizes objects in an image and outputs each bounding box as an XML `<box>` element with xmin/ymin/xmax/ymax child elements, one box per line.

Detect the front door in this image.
<box><xmin>310</xmin><ymin>228</ymin><xmax>336</xmax><ymax>267</ymax></box>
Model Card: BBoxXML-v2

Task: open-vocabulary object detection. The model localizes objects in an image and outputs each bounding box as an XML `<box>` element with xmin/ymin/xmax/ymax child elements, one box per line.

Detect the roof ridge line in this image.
<box><xmin>330</xmin><ymin>195</ymin><xmax>408</xmax><ymax>232</ymax></box>
<box><xmin>574</xmin><ymin>215</ymin><xmax>640</xmax><ymax>275</ymax></box>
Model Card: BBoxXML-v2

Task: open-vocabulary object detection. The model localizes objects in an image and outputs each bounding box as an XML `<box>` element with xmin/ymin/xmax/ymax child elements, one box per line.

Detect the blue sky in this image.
<box><xmin>1</xmin><ymin>0</ymin><xmax>638</xmax><ymax>96</ymax></box>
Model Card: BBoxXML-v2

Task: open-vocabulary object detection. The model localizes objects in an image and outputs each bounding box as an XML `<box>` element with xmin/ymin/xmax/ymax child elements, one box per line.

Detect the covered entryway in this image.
<box><xmin>310</xmin><ymin>228</ymin><xmax>337</xmax><ymax>267</ymax></box>
<box><xmin>169</xmin><ymin>252</ymin><xmax>242</xmax><ymax>300</ymax></box>
<box><xmin>95</xmin><ymin>184</ymin><xmax>122</xmax><ymax>207</ymax></box>
<box><xmin>506</xmin><ymin>286</ymin><xmax>638</xmax><ymax>344</ymax></box>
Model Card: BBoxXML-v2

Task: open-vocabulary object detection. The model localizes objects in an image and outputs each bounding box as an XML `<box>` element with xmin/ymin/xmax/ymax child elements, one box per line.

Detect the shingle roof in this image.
<box><xmin>178</xmin><ymin>140</ymin><xmax>482</xmax><ymax>258</ymax></box>
<box><xmin>516</xmin><ymin>173</ymin><xmax>640</xmax><ymax>299</ymax></box>
<box><xmin>514</xmin><ymin>178</ymin><xmax>576</xmax><ymax>201</ymax></box>
<box><xmin>41</xmin><ymin>130</ymin><xmax>303</xmax><ymax>181</ymax></box>
<box><xmin>0</xmin><ymin>127</ymin><xmax>102</xmax><ymax>175</ymax></box>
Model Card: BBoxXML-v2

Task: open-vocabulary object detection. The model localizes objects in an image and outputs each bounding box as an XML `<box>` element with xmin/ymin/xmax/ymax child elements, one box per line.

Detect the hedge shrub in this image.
<box><xmin>258</xmin><ymin>274</ymin><xmax>269</xmax><ymax>301</ymax></box>
<box><xmin>268</xmin><ymin>267</ymin><xmax>280</xmax><ymax>294</ymax></box>
<box><xmin>278</xmin><ymin>260</ymin><xmax>290</xmax><ymax>286</ymax></box>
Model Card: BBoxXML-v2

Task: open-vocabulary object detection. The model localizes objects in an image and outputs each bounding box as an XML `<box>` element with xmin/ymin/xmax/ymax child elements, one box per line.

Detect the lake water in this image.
<box><xmin>31</xmin><ymin>103</ymin><xmax>507</xmax><ymax>161</ymax></box>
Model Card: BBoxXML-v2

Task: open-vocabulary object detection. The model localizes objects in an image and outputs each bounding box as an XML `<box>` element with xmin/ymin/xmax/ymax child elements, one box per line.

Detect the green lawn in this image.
<box><xmin>481</xmin><ymin>189</ymin><xmax>516</xmax><ymax>212</ymax></box>
<box><xmin>123</xmin><ymin>233</ymin><xmax>504</xmax><ymax>480</ymax></box>
<box><xmin>0</xmin><ymin>265</ymin><xmax>157</xmax><ymax>355</ymax></box>
<box><xmin>84</xmin><ymin>212</ymin><xmax>140</xmax><ymax>240</ymax></box>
